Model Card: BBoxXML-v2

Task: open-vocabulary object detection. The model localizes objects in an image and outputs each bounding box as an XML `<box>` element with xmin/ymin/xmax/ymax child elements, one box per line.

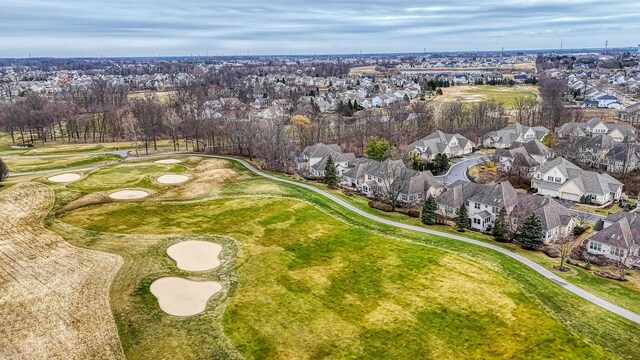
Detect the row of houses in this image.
<box><xmin>436</xmin><ymin>180</ymin><xmax>576</xmax><ymax>244</ymax></box>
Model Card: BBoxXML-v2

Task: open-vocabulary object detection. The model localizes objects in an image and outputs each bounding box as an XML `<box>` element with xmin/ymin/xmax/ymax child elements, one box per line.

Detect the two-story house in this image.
<box><xmin>588</xmin><ymin>212</ymin><xmax>640</xmax><ymax>267</ymax></box>
<box><xmin>297</xmin><ymin>143</ymin><xmax>356</xmax><ymax>178</ymax></box>
<box><xmin>531</xmin><ymin>157</ymin><xmax>623</xmax><ymax>204</ymax></box>
<box><xmin>405</xmin><ymin>130</ymin><xmax>474</xmax><ymax>161</ymax></box>
<box><xmin>481</xmin><ymin>122</ymin><xmax>549</xmax><ymax>149</ymax></box>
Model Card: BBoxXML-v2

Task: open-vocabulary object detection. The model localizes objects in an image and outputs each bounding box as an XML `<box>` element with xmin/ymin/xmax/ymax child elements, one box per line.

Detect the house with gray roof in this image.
<box><xmin>468</xmin><ymin>182</ymin><xmax>519</xmax><ymax>231</ymax></box>
<box><xmin>297</xmin><ymin>143</ymin><xmax>356</xmax><ymax>178</ymax></box>
<box><xmin>531</xmin><ymin>157</ymin><xmax>623</xmax><ymax>204</ymax></box>
<box><xmin>587</xmin><ymin>212</ymin><xmax>640</xmax><ymax>267</ymax></box>
<box><xmin>493</xmin><ymin>139</ymin><xmax>554</xmax><ymax>173</ymax></box>
<box><xmin>344</xmin><ymin>159</ymin><xmax>443</xmax><ymax>204</ymax></box>
<box><xmin>435</xmin><ymin>180</ymin><xmax>486</xmax><ymax>218</ymax></box>
<box><xmin>555</xmin><ymin>118</ymin><xmax>637</xmax><ymax>143</ymax></box>
<box><xmin>481</xmin><ymin>122</ymin><xmax>549</xmax><ymax>149</ymax></box>
<box><xmin>406</xmin><ymin>130</ymin><xmax>474</xmax><ymax>160</ymax></box>
<box><xmin>513</xmin><ymin>194</ymin><xmax>576</xmax><ymax>244</ymax></box>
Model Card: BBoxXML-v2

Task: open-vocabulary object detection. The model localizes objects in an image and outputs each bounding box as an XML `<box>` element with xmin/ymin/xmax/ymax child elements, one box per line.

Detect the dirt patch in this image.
<box><xmin>167</xmin><ymin>240</ymin><xmax>222</xmax><ymax>271</ymax></box>
<box><xmin>48</xmin><ymin>173</ymin><xmax>81</xmax><ymax>183</ymax></box>
<box><xmin>150</xmin><ymin>277</ymin><xmax>222</xmax><ymax>316</ymax></box>
<box><xmin>0</xmin><ymin>183</ymin><xmax>124</xmax><ymax>359</ymax></box>
<box><xmin>154</xmin><ymin>159</ymin><xmax>182</xmax><ymax>164</ymax></box>
<box><xmin>109</xmin><ymin>190</ymin><xmax>149</xmax><ymax>200</ymax></box>
<box><xmin>157</xmin><ymin>174</ymin><xmax>189</xmax><ymax>184</ymax></box>
<box><xmin>156</xmin><ymin>159</ymin><xmax>242</xmax><ymax>200</ymax></box>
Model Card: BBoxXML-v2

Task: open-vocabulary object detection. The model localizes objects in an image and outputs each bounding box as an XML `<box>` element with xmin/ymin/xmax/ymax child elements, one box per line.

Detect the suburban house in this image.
<box><xmin>619</xmin><ymin>103</ymin><xmax>640</xmax><ymax>124</ymax></box>
<box><xmin>555</xmin><ymin>118</ymin><xmax>637</xmax><ymax>143</ymax></box>
<box><xmin>436</xmin><ymin>180</ymin><xmax>575</xmax><ymax>242</ymax></box>
<box><xmin>575</xmin><ymin>134</ymin><xmax>616</xmax><ymax>169</ymax></box>
<box><xmin>406</xmin><ymin>130</ymin><xmax>474</xmax><ymax>160</ymax></box>
<box><xmin>492</xmin><ymin>139</ymin><xmax>554</xmax><ymax>173</ymax></box>
<box><xmin>588</xmin><ymin>212</ymin><xmax>640</xmax><ymax>267</ymax></box>
<box><xmin>517</xmin><ymin>194</ymin><xmax>576</xmax><ymax>243</ymax></box>
<box><xmin>481</xmin><ymin>122</ymin><xmax>549</xmax><ymax>149</ymax></box>
<box><xmin>607</xmin><ymin>143</ymin><xmax>640</xmax><ymax>173</ymax></box>
<box><xmin>531</xmin><ymin>157</ymin><xmax>624</xmax><ymax>204</ymax></box>
<box><xmin>343</xmin><ymin>159</ymin><xmax>444</xmax><ymax>203</ymax></box>
<box><xmin>467</xmin><ymin>182</ymin><xmax>519</xmax><ymax>231</ymax></box>
<box><xmin>435</xmin><ymin>180</ymin><xmax>486</xmax><ymax>218</ymax></box>
<box><xmin>296</xmin><ymin>143</ymin><xmax>356</xmax><ymax>178</ymax></box>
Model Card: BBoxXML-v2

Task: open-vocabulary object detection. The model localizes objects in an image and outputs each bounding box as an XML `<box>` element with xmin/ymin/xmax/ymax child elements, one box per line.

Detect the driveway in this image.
<box><xmin>435</xmin><ymin>153</ymin><xmax>488</xmax><ymax>185</ymax></box>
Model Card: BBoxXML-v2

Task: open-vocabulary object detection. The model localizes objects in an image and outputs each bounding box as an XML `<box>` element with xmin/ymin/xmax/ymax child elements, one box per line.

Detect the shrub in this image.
<box><xmin>397</xmin><ymin>208</ymin><xmax>420</xmax><ymax>218</ymax></box>
<box><xmin>572</xmin><ymin>226</ymin><xmax>586</xmax><ymax>236</ymax></box>
<box><xmin>368</xmin><ymin>201</ymin><xmax>393</xmax><ymax>212</ymax></box>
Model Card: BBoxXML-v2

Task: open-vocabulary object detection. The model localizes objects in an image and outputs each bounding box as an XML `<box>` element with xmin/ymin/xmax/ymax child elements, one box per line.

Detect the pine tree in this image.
<box><xmin>492</xmin><ymin>207</ymin><xmax>509</xmax><ymax>242</ymax></box>
<box><xmin>323</xmin><ymin>155</ymin><xmax>338</xmax><ymax>187</ymax></box>
<box><xmin>421</xmin><ymin>195</ymin><xmax>438</xmax><ymax>225</ymax></box>
<box><xmin>518</xmin><ymin>213</ymin><xmax>544</xmax><ymax>250</ymax></box>
<box><xmin>438</xmin><ymin>153</ymin><xmax>449</xmax><ymax>173</ymax></box>
<box><xmin>455</xmin><ymin>204</ymin><xmax>469</xmax><ymax>232</ymax></box>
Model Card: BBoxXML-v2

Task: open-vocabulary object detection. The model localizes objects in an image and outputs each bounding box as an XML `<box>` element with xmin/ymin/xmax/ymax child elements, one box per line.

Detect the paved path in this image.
<box><xmin>203</xmin><ymin>155</ymin><xmax>640</xmax><ymax>325</ymax></box>
<box><xmin>435</xmin><ymin>154</ymin><xmax>488</xmax><ymax>185</ymax></box>
<box><xmin>6</xmin><ymin>151</ymin><xmax>640</xmax><ymax>325</ymax></box>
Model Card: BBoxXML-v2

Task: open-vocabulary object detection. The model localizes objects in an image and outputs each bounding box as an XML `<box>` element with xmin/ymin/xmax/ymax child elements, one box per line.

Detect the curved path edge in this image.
<box><xmin>205</xmin><ymin>155</ymin><xmax>640</xmax><ymax>325</ymax></box>
<box><xmin>10</xmin><ymin>152</ymin><xmax>640</xmax><ymax>325</ymax></box>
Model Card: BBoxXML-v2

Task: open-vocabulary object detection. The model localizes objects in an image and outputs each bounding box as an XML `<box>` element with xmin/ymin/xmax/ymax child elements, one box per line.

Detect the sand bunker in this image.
<box><xmin>154</xmin><ymin>159</ymin><xmax>182</xmax><ymax>164</ymax></box>
<box><xmin>150</xmin><ymin>277</ymin><xmax>222</xmax><ymax>316</ymax></box>
<box><xmin>48</xmin><ymin>173</ymin><xmax>81</xmax><ymax>183</ymax></box>
<box><xmin>108</xmin><ymin>190</ymin><xmax>149</xmax><ymax>200</ymax></box>
<box><xmin>167</xmin><ymin>240</ymin><xmax>222</xmax><ymax>271</ymax></box>
<box><xmin>157</xmin><ymin>174</ymin><xmax>189</xmax><ymax>184</ymax></box>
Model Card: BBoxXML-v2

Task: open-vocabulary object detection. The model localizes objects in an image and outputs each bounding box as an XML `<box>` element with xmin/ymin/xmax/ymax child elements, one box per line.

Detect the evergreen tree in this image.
<box><xmin>455</xmin><ymin>204</ymin><xmax>469</xmax><ymax>232</ymax></box>
<box><xmin>421</xmin><ymin>195</ymin><xmax>438</xmax><ymax>225</ymax></box>
<box><xmin>323</xmin><ymin>155</ymin><xmax>338</xmax><ymax>187</ymax></box>
<box><xmin>438</xmin><ymin>153</ymin><xmax>449</xmax><ymax>174</ymax></box>
<box><xmin>492</xmin><ymin>207</ymin><xmax>509</xmax><ymax>242</ymax></box>
<box><xmin>518</xmin><ymin>213</ymin><xmax>544</xmax><ymax>250</ymax></box>
<box><xmin>410</xmin><ymin>152</ymin><xmax>423</xmax><ymax>170</ymax></box>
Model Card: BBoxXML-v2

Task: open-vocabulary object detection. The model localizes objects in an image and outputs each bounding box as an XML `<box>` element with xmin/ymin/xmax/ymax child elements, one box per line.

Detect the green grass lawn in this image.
<box><xmin>263</xmin><ymin>171</ymin><xmax>640</xmax><ymax>315</ymax></box>
<box><xmin>572</xmin><ymin>203</ymin><xmax>624</xmax><ymax>216</ymax></box>
<box><xmin>67</xmin><ymin>161</ymin><xmax>186</xmax><ymax>193</ymax></box>
<box><xmin>53</xmin><ymin>160</ymin><xmax>640</xmax><ymax>359</ymax></box>
<box><xmin>465</xmin><ymin>85</ymin><xmax>538</xmax><ymax>108</ymax></box>
<box><xmin>2</xmin><ymin>153</ymin><xmax>122</xmax><ymax>173</ymax></box>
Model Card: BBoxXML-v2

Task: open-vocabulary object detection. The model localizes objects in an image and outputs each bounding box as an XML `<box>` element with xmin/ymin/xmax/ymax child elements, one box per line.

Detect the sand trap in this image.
<box><xmin>150</xmin><ymin>277</ymin><xmax>222</xmax><ymax>316</ymax></box>
<box><xmin>48</xmin><ymin>173</ymin><xmax>81</xmax><ymax>183</ymax></box>
<box><xmin>108</xmin><ymin>190</ymin><xmax>149</xmax><ymax>200</ymax></box>
<box><xmin>167</xmin><ymin>240</ymin><xmax>222</xmax><ymax>271</ymax></box>
<box><xmin>154</xmin><ymin>159</ymin><xmax>182</xmax><ymax>164</ymax></box>
<box><xmin>157</xmin><ymin>174</ymin><xmax>189</xmax><ymax>184</ymax></box>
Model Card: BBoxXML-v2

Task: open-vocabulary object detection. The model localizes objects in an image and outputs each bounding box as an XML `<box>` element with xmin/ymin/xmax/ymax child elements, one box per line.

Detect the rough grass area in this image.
<box><xmin>3</xmin><ymin>153</ymin><xmax>122</xmax><ymax>173</ymax></box>
<box><xmin>0</xmin><ymin>183</ymin><xmax>123</xmax><ymax>359</ymax></box>
<box><xmin>56</xmin><ymin>163</ymin><xmax>640</xmax><ymax>359</ymax></box>
<box><xmin>67</xmin><ymin>161</ymin><xmax>186</xmax><ymax>193</ymax></box>
<box><xmin>52</xmin><ymin>223</ymin><xmax>243</xmax><ymax>360</ymax></box>
<box><xmin>274</xmin><ymin>175</ymin><xmax>640</xmax><ymax>316</ymax></box>
<box><xmin>436</xmin><ymin>85</ymin><xmax>538</xmax><ymax>108</ymax></box>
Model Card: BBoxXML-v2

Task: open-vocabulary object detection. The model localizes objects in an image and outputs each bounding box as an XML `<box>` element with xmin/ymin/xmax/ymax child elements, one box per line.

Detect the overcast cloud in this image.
<box><xmin>0</xmin><ymin>0</ymin><xmax>639</xmax><ymax>57</ymax></box>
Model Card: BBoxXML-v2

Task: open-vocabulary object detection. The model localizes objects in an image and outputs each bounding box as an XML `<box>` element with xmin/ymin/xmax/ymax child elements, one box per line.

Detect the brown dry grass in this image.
<box><xmin>154</xmin><ymin>158</ymin><xmax>244</xmax><ymax>201</ymax></box>
<box><xmin>0</xmin><ymin>182</ymin><xmax>124</xmax><ymax>360</ymax></box>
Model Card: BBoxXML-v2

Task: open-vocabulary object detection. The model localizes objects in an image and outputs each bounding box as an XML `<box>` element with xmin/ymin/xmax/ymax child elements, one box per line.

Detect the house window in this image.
<box><xmin>547</xmin><ymin>176</ymin><xmax>554</xmax><ymax>182</ymax></box>
<box><xmin>492</xmin><ymin>207</ymin><xmax>498</xmax><ymax>213</ymax></box>
<box><xmin>589</xmin><ymin>242</ymin><xmax>602</xmax><ymax>251</ymax></box>
<box><xmin>555</xmin><ymin>177</ymin><xmax>561</xmax><ymax>183</ymax></box>
<box><xmin>474</xmin><ymin>203</ymin><xmax>481</xmax><ymax>209</ymax></box>
<box><xmin>473</xmin><ymin>218</ymin><xmax>481</xmax><ymax>224</ymax></box>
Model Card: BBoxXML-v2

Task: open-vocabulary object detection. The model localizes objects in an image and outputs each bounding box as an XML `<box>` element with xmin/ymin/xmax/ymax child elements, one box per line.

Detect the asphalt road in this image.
<box><xmin>5</xmin><ymin>152</ymin><xmax>639</xmax><ymax>324</ymax></box>
<box><xmin>435</xmin><ymin>154</ymin><xmax>488</xmax><ymax>185</ymax></box>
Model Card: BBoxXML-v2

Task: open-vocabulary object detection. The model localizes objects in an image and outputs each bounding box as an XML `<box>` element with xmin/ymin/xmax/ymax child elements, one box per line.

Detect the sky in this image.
<box><xmin>0</xmin><ymin>0</ymin><xmax>639</xmax><ymax>58</ymax></box>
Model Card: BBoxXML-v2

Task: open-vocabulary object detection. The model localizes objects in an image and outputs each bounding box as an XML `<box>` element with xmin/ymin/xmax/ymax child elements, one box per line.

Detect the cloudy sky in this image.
<box><xmin>1</xmin><ymin>0</ymin><xmax>639</xmax><ymax>57</ymax></box>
